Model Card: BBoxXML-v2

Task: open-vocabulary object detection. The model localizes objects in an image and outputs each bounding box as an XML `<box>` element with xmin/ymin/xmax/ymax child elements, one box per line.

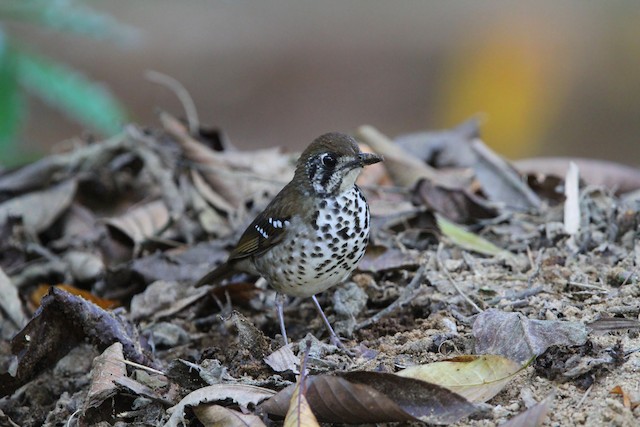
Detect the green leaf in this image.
<box><xmin>0</xmin><ymin>29</ymin><xmax>25</xmax><ymax>162</ymax></box>
<box><xmin>15</xmin><ymin>49</ymin><xmax>127</xmax><ymax>136</ymax></box>
<box><xmin>0</xmin><ymin>0</ymin><xmax>139</xmax><ymax>45</ymax></box>
<box><xmin>436</xmin><ymin>214</ymin><xmax>513</xmax><ymax>258</ymax></box>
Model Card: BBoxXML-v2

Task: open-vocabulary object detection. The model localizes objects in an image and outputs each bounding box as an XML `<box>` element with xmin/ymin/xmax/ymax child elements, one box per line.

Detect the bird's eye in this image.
<box><xmin>321</xmin><ymin>153</ymin><xmax>337</xmax><ymax>168</ymax></box>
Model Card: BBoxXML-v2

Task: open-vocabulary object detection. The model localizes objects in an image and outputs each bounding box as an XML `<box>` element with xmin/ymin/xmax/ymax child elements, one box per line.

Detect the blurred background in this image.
<box><xmin>1</xmin><ymin>0</ymin><xmax>640</xmax><ymax>167</ymax></box>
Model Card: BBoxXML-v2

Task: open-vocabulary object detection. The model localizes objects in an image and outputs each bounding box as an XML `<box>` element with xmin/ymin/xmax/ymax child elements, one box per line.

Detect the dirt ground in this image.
<box><xmin>0</xmin><ymin>120</ymin><xmax>639</xmax><ymax>426</ymax></box>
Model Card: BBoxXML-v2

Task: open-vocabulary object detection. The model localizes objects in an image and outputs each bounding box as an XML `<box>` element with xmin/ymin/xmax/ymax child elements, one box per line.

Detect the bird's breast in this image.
<box><xmin>252</xmin><ymin>187</ymin><xmax>370</xmax><ymax>297</ymax></box>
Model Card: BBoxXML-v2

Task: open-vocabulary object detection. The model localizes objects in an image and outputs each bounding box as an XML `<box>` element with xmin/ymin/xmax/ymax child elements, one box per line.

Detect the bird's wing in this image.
<box><xmin>227</xmin><ymin>187</ymin><xmax>297</xmax><ymax>261</ymax></box>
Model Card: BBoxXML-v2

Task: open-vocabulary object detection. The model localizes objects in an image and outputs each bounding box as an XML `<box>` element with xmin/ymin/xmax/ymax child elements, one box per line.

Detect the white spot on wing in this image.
<box><xmin>255</xmin><ymin>225</ymin><xmax>268</xmax><ymax>238</ymax></box>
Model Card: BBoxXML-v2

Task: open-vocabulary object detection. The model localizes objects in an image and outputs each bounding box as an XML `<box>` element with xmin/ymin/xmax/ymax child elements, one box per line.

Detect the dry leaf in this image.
<box><xmin>284</xmin><ymin>382</ymin><xmax>320</xmax><ymax>427</ymax></box>
<box><xmin>398</xmin><ymin>355</ymin><xmax>522</xmax><ymax>403</ymax></box>
<box><xmin>264</xmin><ymin>344</ymin><xmax>299</xmax><ymax>373</ymax></box>
<box><xmin>0</xmin><ymin>179</ymin><xmax>77</xmax><ymax>234</ymax></box>
<box><xmin>470</xmin><ymin>139</ymin><xmax>541</xmax><ymax>210</ymax></box>
<box><xmin>30</xmin><ymin>284</ymin><xmax>119</xmax><ymax>310</ymax></box>
<box><xmin>0</xmin><ymin>266</ymin><xmax>27</xmax><ymax>331</ymax></box>
<box><xmin>105</xmin><ymin>199</ymin><xmax>170</xmax><ymax>247</ymax></box>
<box><xmin>500</xmin><ymin>392</ymin><xmax>554</xmax><ymax>427</ymax></box>
<box><xmin>437</xmin><ymin>215</ymin><xmax>512</xmax><ymax>257</ymax></box>
<box><xmin>260</xmin><ymin>371</ymin><xmax>477</xmax><ymax>424</ymax></box>
<box><xmin>356</xmin><ymin>125</ymin><xmax>440</xmax><ymax>187</ymax></box>
<box><xmin>514</xmin><ymin>157</ymin><xmax>640</xmax><ymax>194</ymax></box>
<box><xmin>164</xmin><ymin>384</ymin><xmax>276</xmax><ymax>427</ymax></box>
<box><xmin>473</xmin><ymin>309</ymin><xmax>588</xmax><ymax>364</ymax></box>
<box><xmin>193</xmin><ymin>404</ymin><xmax>267</xmax><ymax>427</ymax></box>
<box><xmin>84</xmin><ymin>342</ymin><xmax>126</xmax><ymax>410</ymax></box>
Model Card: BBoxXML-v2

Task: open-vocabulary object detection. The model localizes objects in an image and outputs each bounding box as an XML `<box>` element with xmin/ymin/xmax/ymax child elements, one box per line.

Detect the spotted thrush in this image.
<box><xmin>197</xmin><ymin>133</ymin><xmax>382</xmax><ymax>345</ymax></box>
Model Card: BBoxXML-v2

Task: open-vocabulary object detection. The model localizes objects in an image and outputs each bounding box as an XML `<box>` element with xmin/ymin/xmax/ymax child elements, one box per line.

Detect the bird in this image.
<box><xmin>196</xmin><ymin>132</ymin><xmax>382</xmax><ymax>346</ymax></box>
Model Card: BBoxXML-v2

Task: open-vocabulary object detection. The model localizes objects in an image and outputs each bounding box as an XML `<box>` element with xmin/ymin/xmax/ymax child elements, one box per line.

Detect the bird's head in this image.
<box><xmin>294</xmin><ymin>133</ymin><xmax>383</xmax><ymax>197</ymax></box>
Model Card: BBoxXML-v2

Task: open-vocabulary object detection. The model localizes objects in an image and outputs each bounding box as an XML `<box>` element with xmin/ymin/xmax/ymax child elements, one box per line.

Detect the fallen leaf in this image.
<box><xmin>30</xmin><ymin>284</ymin><xmax>119</xmax><ymax>310</ymax></box>
<box><xmin>0</xmin><ymin>286</ymin><xmax>155</xmax><ymax>397</ymax></box>
<box><xmin>437</xmin><ymin>215</ymin><xmax>512</xmax><ymax>257</ymax></box>
<box><xmin>356</xmin><ymin>125</ymin><xmax>440</xmax><ymax>187</ymax></box>
<box><xmin>413</xmin><ymin>178</ymin><xmax>498</xmax><ymax>224</ymax></box>
<box><xmin>473</xmin><ymin>309</ymin><xmax>588</xmax><ymax>364</ymax></box>
<box><xmin>395</xmin><ymin>117</ymin><xmax>481</xmax><ymax>168</ymax></box>
<box><xmin>397</xmin><ymin>355</ymin><xmax>522</xmax><ymax>403</ymax></box>
<box><xmin>514</xmin><ymin>157</ymin><xmax>640</xmax><ymax>194</ymax></box>
<box><xmin>105</xmin><ymin>199</ymin><xmax>171</xmax><ymax>248</ymax></box>
<box><xmin>84</xmin><ymin>342</ymin><xmax>126</xmax><ymax>410</ymax></box>
<box><xmin>164</xmin><ymin>384</ymin><xmax>276</xmax><ymax>427</ymax></box>
<box><xmin>0</xmin><ymin>266</ymin><xmax>27</xmax><ymax>332</ymax></box>
<box><xmin>0</xmin><ymin>179</ymin><xmax>77</xmax><ymax>234</ymax></box>
<box><xmin>284</xmin><ymin>382</ymin><xmax>320</xmax><ymax>427</ymax></box>
<box><xmin>500</xmin><ymin>392</ymin><xmax>554</xmax><ymax>427</ymax></box>
<box><xmin>471</xmin><ymin>139</ymin><xmax>541</xmax><ymax>210</ymax></box>
<box><xmin>259</xmin><ymin>371</ymin><xmax>477</xmax><ymax>424</ymax></box>
<box><xmin>264</xmin><ymin>344</ymin><xmax>299</xmax><ymax>373</ymax></box>
<box><xmin>587</xmin><ymin>317</ymin><xmax>640</xmax><ymax>333</ymax></box>
<box><xmin>193</xmin><ymin>405</ymin><xmax>267</xmax><ymax>427</ymax></box>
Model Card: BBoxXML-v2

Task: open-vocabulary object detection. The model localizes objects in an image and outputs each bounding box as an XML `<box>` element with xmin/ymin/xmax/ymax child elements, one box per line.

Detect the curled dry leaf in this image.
<box><xmin>193</xmin><ymin>404</ymin><xmax>267</xmax><ymax>427</ymax></box>
<box><xmin>394</xmin><ymin>117</ymin><xmax>481</xmax><ymax>168</ymax></box>
<box><xmin>500</xmin><ymin>392</ymin><xmax>554</xmax><ymax>427</ymax></box>
<box><xmin>284</xmin><ymin>382</ymin><xmax>320</xmax><ymax>427</ymax></box>
<box><xmin>413</xmin><ymin>178</ymin><xmax>498</xmax><ymax>224</ymax></box>
<box><xmin>164</xmin><ymin>384</ymin><xmax>276</xmax><ymax>427</ymax></box>
<box><xmin>84</xmin><ymin>342</ymin><xmax>126</xmax><ymax>411</ymax></box>
<box><xmin>0</xmin><ymin>286</ymin><xmax>155</xmax><ymax>397</ymax></box>
<box><xmin>264</xmin><ymin>344</ymin><xmax>299</xmax><ymax>373</ymax></box>
<box><xmin>356</xmin><ymin>125</ymin><xmax>440</xmax><ymax>188</ymax></box>
<box><xmin>397</xmin><ymin>355</ymin><xmax>522</xmax><ymax>403</ymax></box>
<box><xmin>30</xmin><ymin>284</ymin><xmax>119</xmax><ymax>310</ymax></box>
<box><xmin>514</xmin><ymin>157</ymin><xmax>640</xmax><ymax>194</ymax></box>
<box><xmin>473</xmin><ymin>309</ymin><xmax>588</xmax><ymax>365</ymax></box>
<box><xmin>259</xmin><ymin>371</ymin><xmax>477</xmax><ymax>424</ymax></box>
<box><xmin>0</xmin><ymin>179</ymin><xmax>77</xmax><ymax>234</ymax></box>
<box><xmin>105</xmin><ymin>199</ymin><xmax>170</xmax><ymax>247</ymax></box>
<box><xmin>470</xmin><ymin>139</ymin><xmax>541</xmax><ymax>211</ymax></box>
<box><xmin>0</xmin><ymin>266</ymin><xmax>27</xmax><ymax>332</ymax></box>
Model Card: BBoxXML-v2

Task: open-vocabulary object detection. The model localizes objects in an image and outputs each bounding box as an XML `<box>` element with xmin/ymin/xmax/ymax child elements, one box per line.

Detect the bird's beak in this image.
<box><xmin>358</xmin><ymin>152</ymin><xmax>383</xmax><ymax>166</ymax></box>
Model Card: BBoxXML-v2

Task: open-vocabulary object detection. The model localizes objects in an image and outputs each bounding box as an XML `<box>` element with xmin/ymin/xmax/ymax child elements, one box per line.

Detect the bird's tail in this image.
<box><xmin>195</xmin><ymin>263</ymin><xmax>233</xmax><ymax>287</ymax></box>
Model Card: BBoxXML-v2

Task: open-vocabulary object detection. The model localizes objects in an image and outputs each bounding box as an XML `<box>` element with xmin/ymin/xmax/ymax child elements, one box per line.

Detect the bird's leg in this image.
<box><xmin>311</xmin><ymin>294</ymin><xmax>345</xmax><ymax>349</ymax></box>
<box><xmin>275</xmin><ymin>292</ymin><xmax>289</xmax><ymax>346</ymax></box>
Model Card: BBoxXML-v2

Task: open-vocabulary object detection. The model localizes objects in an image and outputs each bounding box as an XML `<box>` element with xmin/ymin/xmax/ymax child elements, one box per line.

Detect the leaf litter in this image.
<box><xmin>0</xmin><ymin>114</ymin><xmax>639</xmax><ymax>425</ymax></box>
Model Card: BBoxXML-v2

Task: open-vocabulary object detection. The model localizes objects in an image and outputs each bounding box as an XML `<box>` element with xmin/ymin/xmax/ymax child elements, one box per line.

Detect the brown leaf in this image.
<box><xmin>105</xmin><ymin>199</ymin><xmax>170</xmax><ymax>247</ymax></box>
<box><xmin>0</xmin><ymin>266</ymin><xmax>27</xmax><ymax>332</ymax></box>
<box><xmin>356</xmin><ymin>125</ymin><xmax>440</xmax><ymax>188</ymax></box>
<box><xmin>0</xmin><ymin>286</ymin><xmax>155</xmax><ymax>397</ymax></box>
<box><xmin>259</xmin><ymin>371</ymin><xmax>477</xmax><ymax>424</ymax></box>
<box><xmin>84</xmin><ymin>342</ymin><xmax>126</xmax><ymax>410</ymax></box>
<box><xmin>193</xmin><ymin>405</ymin><xmax>267</xmax><ymax>427</ymax></box>
<box><xmin>0</xmin><ymin>179</ymin><xmax>77</xmax><ymax>234</ymax></box>
<box><xmin>164</xmin><ymin>384</ymin><xmax>276</xmax><ymax>427</ymax></box>
<box><xmin>413</xmin><ymin>178</ymin><xmax>497</xmax><ymax>223</ymax></box>
<box><xmin>284</xmin><ymin>382</ymin><xmax>320</xmax><ymax>427</ymax></box>
<box><xmin>500</xmin><ymin>393</ymin><xmax>554</xmax><ymax>427</ymax></box>
<box><xmin>470</xmin><ymin>140</ymin><xmax>541</xmax><ymax>210</ymax></box>
<box><xmin>30</xmin><ymin>284</ymin><xmax>119</xmax><ymax>310</ymax></box>
<box><xmin>514</xmin><ymin>157</ymin><xmax>640</xmax><ymax>194</ymax></box>
<box><xmin>473</xmin><ymin>309</ymin><xmax>588</xmax><ymax>364</ymax></box>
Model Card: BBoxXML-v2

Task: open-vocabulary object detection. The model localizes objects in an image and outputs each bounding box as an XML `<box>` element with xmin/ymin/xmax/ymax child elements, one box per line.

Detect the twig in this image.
<box><xmin>436</xmin><ymin>243</ymin><xmax>483</xmax><ymax>313</ymax></box>
<box><xmin>116</xmin><ymin>358</ymin><xmax>166</xmax><ymax>376</ymax></box>
<box><xmin>355</xmin><ymin>263</ymin><xmax>427</xmax><ymax>330</ymax></box>
<box><xmin>527</xmin><ymin>248</ymin><xmax>544</xmax><ymax>288</ymax></box>
<box><xmin>145</xmin><ymin>70</ymin><xmax>200</xmax><ymax>134</ymax></box>
<box><xmin>577</xmin><ymin>383</ymin><xmax>594</xmax><ymax>408</ymax></box>
<box><xmin>486</xmin><ymin>287</ymin><xmax>545</xmax><ymax>306</ymax></box>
